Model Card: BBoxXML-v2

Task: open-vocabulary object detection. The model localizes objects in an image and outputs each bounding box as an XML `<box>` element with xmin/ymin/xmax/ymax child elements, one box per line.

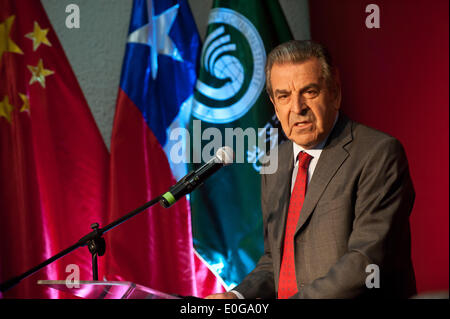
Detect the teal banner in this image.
<box><xmin>190</xmin><ymin>0</ymin><xmax>293</xmax><ymax>288</ymax></box>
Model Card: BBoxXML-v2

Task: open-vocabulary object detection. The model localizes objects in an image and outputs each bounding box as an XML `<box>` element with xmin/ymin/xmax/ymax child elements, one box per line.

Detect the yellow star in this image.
<box><xmin>0</xmin><ymin>95</ymin><xmax>14</xmax><ymax>123</ymax></box>
<box><xmin>19</xmin><ymin>92</ymin><xmax>30</xmax><ymax>113</ymax></box>
<box><xmin>0</xmin><ymin>15</ymin><xmax>24</xmax><ymax>63</ymax></box>
<box><xmin>25</xmin><ymin>21</ymin><xmax>51</xmax><ymax>51</ymax></box>
<box><xmin>27</xmin><ymin>59</ymin><xmax>54</xmax><ymax>88</ymax></box>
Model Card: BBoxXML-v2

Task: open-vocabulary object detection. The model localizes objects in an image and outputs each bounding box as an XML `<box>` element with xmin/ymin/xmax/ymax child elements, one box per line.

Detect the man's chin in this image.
<box><xmin>290</xmin><ymin>136</ymin><xmax>317</xmax><ymax>149</ymax></box>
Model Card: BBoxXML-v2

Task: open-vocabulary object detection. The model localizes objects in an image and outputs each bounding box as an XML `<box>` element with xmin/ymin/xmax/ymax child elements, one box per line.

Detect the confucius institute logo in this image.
<box><xmin>192</xmin><ymin>8</ymin><xmax>266</xmax><ymax>124</ymax></box>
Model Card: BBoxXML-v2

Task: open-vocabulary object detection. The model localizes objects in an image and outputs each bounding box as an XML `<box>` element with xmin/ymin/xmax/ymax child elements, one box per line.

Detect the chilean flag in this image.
<box><xmin>105</xmin><ymin>0</ymin><xmax>225</xmax><ymax>297</ymax></box>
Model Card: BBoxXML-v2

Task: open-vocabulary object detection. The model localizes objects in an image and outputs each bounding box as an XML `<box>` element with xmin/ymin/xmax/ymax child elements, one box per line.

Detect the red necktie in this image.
<box><xmin>278</xmin><ymin>151</ymin><xmax>312</xmax><ymax>299</ymax></box>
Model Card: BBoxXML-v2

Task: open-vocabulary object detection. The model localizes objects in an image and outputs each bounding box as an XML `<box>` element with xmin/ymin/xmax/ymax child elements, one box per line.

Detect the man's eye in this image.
<box><xmin>304</xmin><ymin>90</ymin><xmax>318</xmax><ymax>98</ymax></box>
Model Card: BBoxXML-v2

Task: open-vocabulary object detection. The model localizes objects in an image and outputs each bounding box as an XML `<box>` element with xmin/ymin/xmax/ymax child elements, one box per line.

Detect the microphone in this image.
<box><xmin>159</xmin><ymin>146</ymin><xmax>234</xmax><ymax>208</ymax></box>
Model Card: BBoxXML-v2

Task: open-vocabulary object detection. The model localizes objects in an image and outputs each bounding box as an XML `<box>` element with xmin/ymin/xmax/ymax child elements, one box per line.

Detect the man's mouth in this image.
<box><xmin>293</xmin><ymin>121</ymin><xmax>312</xmax><ymax>128</ymax></box>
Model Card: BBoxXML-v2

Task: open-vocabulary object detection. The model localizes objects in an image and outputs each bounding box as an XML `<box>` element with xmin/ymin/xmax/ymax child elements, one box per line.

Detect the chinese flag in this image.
<box><xmin>0</xmin><ymin>0</ymin><xmax>109</xmax><ymax>298</ymax></box>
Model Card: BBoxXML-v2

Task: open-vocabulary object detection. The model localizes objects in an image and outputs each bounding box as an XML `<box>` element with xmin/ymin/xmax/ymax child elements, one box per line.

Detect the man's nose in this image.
<box><xmin>291</xmin><ymin>94</ymin><xmax>308</xmax><ymax>115</ymax></box>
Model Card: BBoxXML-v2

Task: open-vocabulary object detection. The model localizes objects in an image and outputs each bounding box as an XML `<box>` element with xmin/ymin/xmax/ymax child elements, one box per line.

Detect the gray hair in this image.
<box><xmin>265</xmin><ymin>40</ymin><xmax>336</xmax><ymax>97</ymax></box>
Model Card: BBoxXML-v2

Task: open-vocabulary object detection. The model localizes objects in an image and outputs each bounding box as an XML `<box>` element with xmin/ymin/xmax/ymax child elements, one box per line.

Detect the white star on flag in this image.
<box><xmin>127</xmin><ymin>0</ymin><xmax>183</xmax><ymax>79</ymax></box>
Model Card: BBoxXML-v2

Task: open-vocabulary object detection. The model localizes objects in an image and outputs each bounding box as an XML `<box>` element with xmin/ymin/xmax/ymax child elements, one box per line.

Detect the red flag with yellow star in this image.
<box><xmin>0</xmin><ymin>0</ymin><xmax>109</xmax><ymax>298</ymax></box>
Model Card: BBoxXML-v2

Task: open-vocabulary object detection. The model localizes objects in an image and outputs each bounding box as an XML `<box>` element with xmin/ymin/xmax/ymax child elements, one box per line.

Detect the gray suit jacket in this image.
<box><xmin>235</xmin><ymin>114</ymin><xmax>416</xmax><ymax>298</ymax></box>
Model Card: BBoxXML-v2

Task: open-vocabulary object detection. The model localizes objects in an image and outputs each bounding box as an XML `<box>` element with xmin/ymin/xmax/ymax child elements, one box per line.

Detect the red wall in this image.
<box><xmin>309</xmin><ymin>0</ymin><xmax>449</xmax><ymax>294</ymax></box>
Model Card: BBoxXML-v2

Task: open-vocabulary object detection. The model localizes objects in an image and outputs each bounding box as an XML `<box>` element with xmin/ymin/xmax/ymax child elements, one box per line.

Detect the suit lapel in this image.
<box><xmin>295</xmin><ymin>115</ymin><xmax>353</xmax><ymax>235</ymax></box>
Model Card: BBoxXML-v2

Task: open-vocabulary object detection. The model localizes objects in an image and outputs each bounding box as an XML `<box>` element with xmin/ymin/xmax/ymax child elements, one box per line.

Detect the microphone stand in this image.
<box><xmin>0</xmin><ymin>194</ymin><xmax>163</xmax><ymax>293</ymax></box>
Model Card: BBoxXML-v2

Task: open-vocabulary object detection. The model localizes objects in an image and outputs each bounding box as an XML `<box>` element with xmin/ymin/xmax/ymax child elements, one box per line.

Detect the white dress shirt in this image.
<box><xmin>291</xmin><ymin>141</ymin><xmax>325</xmax><ymax>192</ymax></box>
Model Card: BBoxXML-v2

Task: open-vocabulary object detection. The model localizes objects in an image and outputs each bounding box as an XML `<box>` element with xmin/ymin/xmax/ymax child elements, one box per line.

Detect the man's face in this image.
<box><xmin>269</xmin><ymin>58</ymin><xmax>341</xmax><ymax>149</ymax></box>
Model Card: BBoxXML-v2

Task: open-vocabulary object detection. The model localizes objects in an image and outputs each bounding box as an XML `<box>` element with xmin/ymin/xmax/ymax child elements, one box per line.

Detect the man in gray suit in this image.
<box><xmin>206</xmin><ymin>40</ymin><xmax>416</xmax><ymax>299</ymax></box>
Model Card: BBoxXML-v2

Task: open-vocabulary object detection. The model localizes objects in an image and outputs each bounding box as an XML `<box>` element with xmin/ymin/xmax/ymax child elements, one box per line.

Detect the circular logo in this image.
<box><xmin>192</xmin><ymin>8</ymin><xmax>266</xmax><ymax>124</ymax></box>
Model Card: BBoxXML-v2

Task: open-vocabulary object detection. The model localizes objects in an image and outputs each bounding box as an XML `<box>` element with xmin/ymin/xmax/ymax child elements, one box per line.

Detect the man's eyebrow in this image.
<box><xmin>299</xmin><ymin>83</ymin><xmax>321</xmax><ymax>94</ymax></box>
<box><xmin>274</xmin><ymin>83</ymin><xmax>321</xmax><ymax>96</ymax></box>
<box><xmin>274</xmin><ymin>89</ymin><xmax>290</xmax><ymax>96</ymax></box>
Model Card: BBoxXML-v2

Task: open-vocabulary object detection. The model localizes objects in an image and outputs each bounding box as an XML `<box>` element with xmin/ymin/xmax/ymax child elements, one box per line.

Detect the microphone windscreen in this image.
<box><xmin>216</xmin><ymin>146</ymin><xmax>234</xmax><ymax>165</ymax></box>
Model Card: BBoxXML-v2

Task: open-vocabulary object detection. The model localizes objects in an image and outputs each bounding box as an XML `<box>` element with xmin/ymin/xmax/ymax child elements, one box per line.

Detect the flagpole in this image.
<box><xmin>0</xmin><ymin>194</ymin><xmax>163</xmax><ymax>293</ymax></box>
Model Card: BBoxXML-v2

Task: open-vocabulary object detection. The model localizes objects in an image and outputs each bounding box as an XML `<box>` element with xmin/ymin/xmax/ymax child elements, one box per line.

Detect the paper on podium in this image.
<box><xmin>37</xmin><ymin>280</ymin><xmax>180</xmax><ymax>299</ymax></box>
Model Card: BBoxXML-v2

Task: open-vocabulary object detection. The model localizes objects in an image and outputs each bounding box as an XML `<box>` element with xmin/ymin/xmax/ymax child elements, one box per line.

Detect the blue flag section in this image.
<box><xmin>120</xmin><ymin>0</ymin><xmax>200</xmax><ymax>146</ymax></box>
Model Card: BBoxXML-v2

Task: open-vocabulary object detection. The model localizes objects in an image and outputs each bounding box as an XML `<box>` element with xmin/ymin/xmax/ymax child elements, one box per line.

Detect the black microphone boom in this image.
<box><xmin>159</xmin><ymin>146</ymin><xmax>234</xmax><ymax>208</ymax></box>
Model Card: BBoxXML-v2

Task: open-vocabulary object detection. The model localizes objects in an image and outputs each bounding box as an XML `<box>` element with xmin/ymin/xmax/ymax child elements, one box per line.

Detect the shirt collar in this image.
<box><xmin>293</xmin><ymin>112</ymin><xmax>339</xmax><ymax>164</ymax></box>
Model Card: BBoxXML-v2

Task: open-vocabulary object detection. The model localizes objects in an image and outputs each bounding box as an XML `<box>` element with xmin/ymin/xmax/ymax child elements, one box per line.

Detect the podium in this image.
<box><xmin>37</xmin><ymin>280</ymin><xmax>181</xmax><ymax>299</ymax></box>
